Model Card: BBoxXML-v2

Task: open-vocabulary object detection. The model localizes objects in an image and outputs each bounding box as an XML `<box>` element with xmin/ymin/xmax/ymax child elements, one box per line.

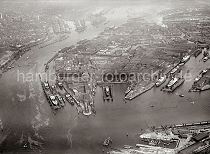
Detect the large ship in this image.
<box><xmin>167</xmin><ymin>77</ymin><xmax>179</xmax><ymax>87</ymax></box>
<box><xmin>40</xmin><ymin>80</ymin><xmax>61</xmax><ymax>110</ymax></box>
<box><xmin>125</xmin><ymin>83</ymin><xmax>155</xmax><ymax>100</ymax></box>
<box><xmin>162</xmin><ymin>77</ymin><xmax>185</xmax><ymax>92</ymax></box>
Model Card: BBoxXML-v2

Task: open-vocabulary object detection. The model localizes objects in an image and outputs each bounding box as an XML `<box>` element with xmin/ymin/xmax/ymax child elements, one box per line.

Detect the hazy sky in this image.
<box><xmin>1</xmin><ymin>0</ymin><xmax>209</xmax><ymax>9</ymax></box>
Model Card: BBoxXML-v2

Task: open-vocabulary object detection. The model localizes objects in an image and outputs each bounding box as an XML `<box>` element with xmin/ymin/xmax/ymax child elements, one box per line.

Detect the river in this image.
<box><xmin>0</xmin><ymin>19</ymin><xmax>210</xmax><ymax>154</ymax></box>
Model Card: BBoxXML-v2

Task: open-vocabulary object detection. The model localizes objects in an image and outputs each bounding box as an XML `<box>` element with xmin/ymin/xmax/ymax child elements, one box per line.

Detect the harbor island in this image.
<box><xmin>0</xmin><ymin>0</ymin><xmax>210</xmax><ymax>154</ymax></box>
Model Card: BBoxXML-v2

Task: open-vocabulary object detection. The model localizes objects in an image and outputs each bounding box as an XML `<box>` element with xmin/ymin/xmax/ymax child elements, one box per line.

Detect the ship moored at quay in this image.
<box><xmin>124</xmin><ymin>54</ymin><xmax>191</xmax><ymax>100</ymax></box>
<box><xmin>162</xmin><ymin>76</ymin><xmax>185</xmax><ymax>92</ymax></box>
<box><xmin>40</xmin><ymin>80</ymin><xmax>61</xmax><ymax>110</ymax></box>
<box><xmin>40</xmin><ymin>76</ymin><xmax>95</xmax><ymax>116</ymax></box>
<box><xmin>190</xmin><ymin>68</ymin><xmax>210</xmax><ymax>92</ymax></box>
<box><xmin>125</xmin><ymin>82</ymin><xmax>155</xmax><ymax>100</ymax></box>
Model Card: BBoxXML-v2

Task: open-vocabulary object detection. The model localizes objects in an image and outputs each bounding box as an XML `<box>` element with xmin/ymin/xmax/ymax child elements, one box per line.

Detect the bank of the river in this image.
<box><xmin>0</xmin><ymin>13</ymin><xmax>209</xmax><ymax>154</ymax></box>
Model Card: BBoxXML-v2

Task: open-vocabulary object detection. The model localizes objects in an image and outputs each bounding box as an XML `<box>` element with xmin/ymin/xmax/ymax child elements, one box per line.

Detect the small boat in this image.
<box><xmin>170</xmin><ymin>66</ymin><xmax>180</xmax><ymax>74</ymax></box>
<box><xmin>105</xmin><ymin>86</ymin><xmax>110</xmax><ymax>96</ymax></box>
<box><xmin>57</xmin><ymin>82</ymin><xmax>63</xmax><ymax>88</ymax></box>
<box><xmin>103</xmin><ymin>86</ymin><xmax>113</xmax><ymax>101</ymax></box>
<box><xmin>43</xmin><ymin>81</ymin><xmax>50</xmax><ymax>90</ymax></box>
<box><xmin>200</xmin><ymin>69</ymin><xmax>208</xmax><ymax>75</ymax></box>
<box><xmin>181</xmin><ymin>55</ymin><xmax>190</xmax><ymax>62</ymax></box>
<box><xmin>155</xmin><ymin>75</ymin><xmax>166</xmax><ymax>87</ymax></box>
<box><xmin>45</xmin><ymin>64</ymin><xmax>49</xmax><ymax>72</ymax></box>
<box><xmin>123</xmin><ymin>145</ymin><xmax>133</xmax><ymax>149</ymax></box>
<box><xmin>179</xmin><ymin>62</ymin><xmax>185</xmax><ymax>66</ymax></box>
<box><xmin>190</xmin><ymin>101</ymin><xmax>195</xmax><ymax>104</ymax></box>
<box><xmin>194</xmin><ymin>75</ymin><xmax>201</xmax><ymax>82</ymax></box>
<box><xmin>203</xmin><ymin>56</ymin><xmax>208</xmax><ymax>62</ymax></box>
<box><xmin>103</xmin><ymin>137</ymin><xmax>112</xmax><ymax>146</ymax></box>
<box><xmin>125</xmin><ymin>86</ymin><xmax>132</xmax><ymax>95</ymax></box>
<box><xmin>179</xmin><ymin>94</ymin><xmax>184</xmax><ymax>97</ymax></box>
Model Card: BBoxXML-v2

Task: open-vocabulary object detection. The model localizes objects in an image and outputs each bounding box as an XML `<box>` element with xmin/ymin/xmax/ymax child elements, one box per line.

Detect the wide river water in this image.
<box><xmin>0</xmin><ymin>19</ymin><xmax>210</xmax><ymax>154</ymax></box>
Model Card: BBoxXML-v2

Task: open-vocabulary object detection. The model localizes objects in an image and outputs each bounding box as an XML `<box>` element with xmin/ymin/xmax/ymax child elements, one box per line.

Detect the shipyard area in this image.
<box><xmin>0</xmin><ymin>0</ymin><xmax>210</xmax><ymax>154</ymax></box>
